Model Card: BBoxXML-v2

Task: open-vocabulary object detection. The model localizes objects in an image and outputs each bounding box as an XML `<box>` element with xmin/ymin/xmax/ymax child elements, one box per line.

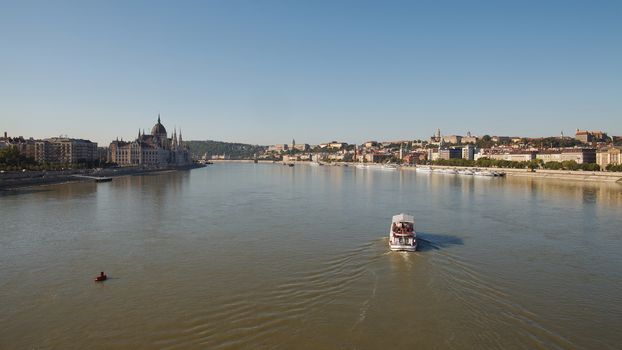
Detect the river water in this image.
<box><xmin>1</xmin><ymin>163</ymin><xmax>621</xmax><ymax>349</ymax></box>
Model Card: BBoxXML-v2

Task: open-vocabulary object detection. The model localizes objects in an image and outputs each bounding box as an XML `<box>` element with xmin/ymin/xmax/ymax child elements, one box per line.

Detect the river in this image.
<box><xmin>1</xmin><ymin>163</ymin><xmax>621</xmax><ymax>349</ymax></box>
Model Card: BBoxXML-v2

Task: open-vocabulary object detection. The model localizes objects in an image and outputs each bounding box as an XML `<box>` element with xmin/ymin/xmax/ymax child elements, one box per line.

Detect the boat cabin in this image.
<box><xmin>389</xmin><ymin>213</ymin><xmax>417</xmax><ymax>251</ymax></box>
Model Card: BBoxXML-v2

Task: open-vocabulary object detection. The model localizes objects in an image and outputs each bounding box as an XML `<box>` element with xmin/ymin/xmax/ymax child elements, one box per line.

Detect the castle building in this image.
<box><xmin>109</xmin><ymin>115</ymin><xmax>191</xmax><ymax>167</ymax></box>
<box><xmin>575</xmin><ymin>129</ymin><xmax>608</xmax><ymax>143</ymax></box>
<box><xmin>430</xmin><ymin>128</ymin><xmax>442</xmax><ymax>144</ymax></box>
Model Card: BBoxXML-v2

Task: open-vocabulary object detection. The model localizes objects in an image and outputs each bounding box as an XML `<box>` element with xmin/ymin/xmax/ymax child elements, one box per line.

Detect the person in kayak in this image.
<box><xmin>95</xmin><ymin>272</ymin><xmax>107</xmax><ymax>282</ymax></box>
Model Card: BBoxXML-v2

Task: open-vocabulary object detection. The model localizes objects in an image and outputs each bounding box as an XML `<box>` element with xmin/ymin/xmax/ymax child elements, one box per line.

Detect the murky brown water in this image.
<box><xmin>1</xmin><ymin>164</ymin><xmax>621</xmax><ymax>349</ymax></box>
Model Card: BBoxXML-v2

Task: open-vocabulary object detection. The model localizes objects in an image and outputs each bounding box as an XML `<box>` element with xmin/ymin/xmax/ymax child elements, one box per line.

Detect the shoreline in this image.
<box><xmin>208</xmin><ymin>160</ymin><xmax>622</xmax><ymax>183</ymax></box>
<box><xmin>0</xmin><ymin>164</ymin><xmax>205</xmax><ymax>190</ymax></box>
<box><xmin>408</xmin><ymin>164</ymin><xmax>622</xmax><ymax>183</ymax></box>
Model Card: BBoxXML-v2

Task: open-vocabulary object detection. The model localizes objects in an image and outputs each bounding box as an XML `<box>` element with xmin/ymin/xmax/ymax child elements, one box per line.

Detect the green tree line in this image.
<box><xmin>0</xmin><ymin>146</ymin><xmax>37</xmax><ymax>170</ymax></box>
<box><xmin>431</xmin><ymin>157</ymin><xmax>605</xmax><ymax>171</ymax></box>
<box><xmin>606</xmin><ymin>164</ymin><xmax>622</xmax><ymax>172</ymax></box>
<box><xmin>0</xmin><ymin>146</ymin><xmax>107</xmax><ymax>171</ymax></box>
<box><xmin>185</xmin><ymin>140</ymin><xmax>267</xmax><ymax>160</ymax></box>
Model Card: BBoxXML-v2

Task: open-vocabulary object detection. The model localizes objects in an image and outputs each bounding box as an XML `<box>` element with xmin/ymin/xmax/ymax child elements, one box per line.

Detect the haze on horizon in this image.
<box><xmin>1</xmin><ymin>0</ymin><xmax>621</xmax><ymax>146</ymax></box>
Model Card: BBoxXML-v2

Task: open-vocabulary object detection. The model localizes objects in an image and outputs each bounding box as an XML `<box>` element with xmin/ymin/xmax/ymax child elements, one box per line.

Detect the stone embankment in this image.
<box><xmin>198</xmin><ymin>160</ymin><xmax>622</xmax><ymax>183</ymax></box>
<box><xmin>404</xmin><ymin>165</ymin><xmax>622</xmax><ymax>183</ymax></box>
<box><xmin>0</xmin><ymin>164</ymin><xmax>205</xmax><ymax>190</ymax></box>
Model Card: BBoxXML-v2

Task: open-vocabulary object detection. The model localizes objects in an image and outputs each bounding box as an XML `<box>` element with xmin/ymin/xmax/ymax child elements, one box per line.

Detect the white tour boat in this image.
<box><xmin>389</xmin><ymin>213</ymin><xmax>417</xmax><ymax>251</ymax></box>
<box><xmin>415</xmin><ymin>166</ymin><xmax>433</xmax><ymax>173</ymax></box>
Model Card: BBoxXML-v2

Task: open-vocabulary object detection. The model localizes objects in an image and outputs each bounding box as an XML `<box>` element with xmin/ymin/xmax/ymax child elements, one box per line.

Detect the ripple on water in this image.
<box><xmin>429</xmin><ymin>242</ymin><xmax>577</xmax><ymax>349</ymax></box>
<box><xmin>157</xmin><ymin>240</ymin><xmax>383</xmax><ymax>349</ymax></box>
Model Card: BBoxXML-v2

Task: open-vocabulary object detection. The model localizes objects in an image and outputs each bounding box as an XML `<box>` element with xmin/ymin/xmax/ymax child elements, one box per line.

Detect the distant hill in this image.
<box><xmin>186</xmin><ymin>140</ymin><xmax>267</xmax><ymax>159</ymax></box>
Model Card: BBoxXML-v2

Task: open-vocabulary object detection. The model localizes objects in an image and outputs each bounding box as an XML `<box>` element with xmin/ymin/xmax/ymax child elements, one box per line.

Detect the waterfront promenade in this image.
<box><xmin>0</xmin><ymin>164</ymin><xmax>204</xmax><ymax>190</ymax></box>
<box><xmin>408</xmin><ymin>164</ymin><xmax>622</xmax><ymax>183</ymax></box>
<box><xmin>209</xmin><ymin>160</ymin><xmax>622</xmax><ymax>183</ymax></box>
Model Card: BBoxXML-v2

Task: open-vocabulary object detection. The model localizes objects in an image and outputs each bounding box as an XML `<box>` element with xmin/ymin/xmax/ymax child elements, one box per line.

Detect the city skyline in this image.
<box><xmin>2</xmin><ymin>117</ymin><xmax>617</xmax><ymax>147</ymax></box>
<box><xmin>1</xmin><ymin>0</ymin><xmax>621</xmax><ymax>145</ymax></box>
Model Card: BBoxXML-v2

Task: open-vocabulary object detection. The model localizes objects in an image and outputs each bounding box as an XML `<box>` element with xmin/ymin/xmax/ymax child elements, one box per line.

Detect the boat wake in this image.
<box><xmin>428</xmin><ymin>243</ymin><xmax>576</xmax><ymax>349</ymax></box>
<box><xmin>171</xmin><ymin>240</ymin><xmax>384</xmax><ymax>349</ymax></box>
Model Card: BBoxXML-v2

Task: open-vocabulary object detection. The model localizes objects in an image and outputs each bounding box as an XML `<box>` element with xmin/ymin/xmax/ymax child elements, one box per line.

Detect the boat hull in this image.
<box><xmin>389</xmin><ymin>243</ymin><xmax>417</xmax><ymax>252</ymax></box>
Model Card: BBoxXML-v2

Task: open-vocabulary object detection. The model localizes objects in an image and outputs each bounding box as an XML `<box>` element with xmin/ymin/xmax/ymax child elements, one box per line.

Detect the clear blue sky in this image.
<box><xmin>1</xmin><ymin>0</ymin><xmax>620</xmax><ymax>146</ymax></box>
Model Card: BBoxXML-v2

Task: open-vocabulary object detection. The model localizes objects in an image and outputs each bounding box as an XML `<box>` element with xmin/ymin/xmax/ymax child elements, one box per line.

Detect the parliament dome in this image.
<box><xmin>151</xmin><ymin>115</ymin><xmax>167</xmax><ymax>135</ymax></box>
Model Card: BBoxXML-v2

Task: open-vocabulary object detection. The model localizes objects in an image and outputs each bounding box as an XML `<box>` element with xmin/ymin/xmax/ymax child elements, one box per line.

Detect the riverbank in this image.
<box><xmin>405</xmin><ymin>164</ymin><xmax>622</xmax><ymax>183</ymax></box>
<box><xmin>0</xmin><ymin>164</ymin><xmax>205</xmax><ymax>190</ymax></box>
<box><xmin>207</xmin><ymin>160</ymin><xmax>622</xmax><ymax>183</ymax></box>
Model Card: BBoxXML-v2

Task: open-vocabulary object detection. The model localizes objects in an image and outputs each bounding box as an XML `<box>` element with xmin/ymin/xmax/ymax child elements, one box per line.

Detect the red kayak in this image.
<box><xmin>95</xmin><ymin>272</ymin><xmax>107</xmax><ymax>282</ymax></box>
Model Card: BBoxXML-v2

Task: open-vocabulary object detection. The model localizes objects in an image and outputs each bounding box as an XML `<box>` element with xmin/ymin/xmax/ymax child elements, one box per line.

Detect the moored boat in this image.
<box><xmin>389</xmin><ymin>213</ymin><xmax>417</xmax><ymax>252</ymax></box>
<box><xmin>438</xmin><ymin>168</ymin><xmax>458</xmax><ymax>175</ymax></box>
<box><xmin>380</xmin><ymin>164</ymin><xmax>399</xmax><ymax>171</ymax></box>
<box><xmin>457</xmin><ymin>169</ymin><xmax>474</xmax><ymax>176</ymax></box>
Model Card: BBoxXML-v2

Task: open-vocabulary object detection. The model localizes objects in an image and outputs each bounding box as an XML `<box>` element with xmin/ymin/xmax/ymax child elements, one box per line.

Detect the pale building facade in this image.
<box><xmin>475</xmin><ymin>150</ymin><xmax>536</xmax><ymax>162</ymax></box>
<box><xmin>109</xmin><ymin>115</ymin><xmax>191</xmax><ymax>167</ymax></box>
<box><xmin>7</xmin><ymin>136</ymin><xmax>97</xmax><ymax>164</ymax></box>
<box><xmin>462</xmin><ymin>144</ymin><xmax>477</xmax><ymax>160</ymax></box>
<box><xmin>268</xmin><ymin>144</ymin><xmax>289</xmax><ymax>152</ymax></box>
<box><xmin>536</xmin><ymin>148</ymin><xmax>596</xmax><ymax>164</ymax></box>
<box><xmin>596</xmin><ymin>147</ymin><xmax>622</xmax><ymax>168</ymax></box>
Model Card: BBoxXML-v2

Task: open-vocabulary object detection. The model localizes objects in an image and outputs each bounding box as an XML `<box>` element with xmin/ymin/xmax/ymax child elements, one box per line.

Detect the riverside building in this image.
<box><xmin>109</xmin><ymin>115</ymin><xmax>191</xmax><ymax>167</ymax></box>
<box><xmin>596</xmin><ymin>147</ymin><xmax>622</xmax><ymax>168</ymax></box>
<box><xmin>3</xmin><ymin>134</ymin><xmax>98</xmax><ymax>164</ymax></box>
<box><xmin>536</xmin><ymin>148</ymin><xmax>596</xmax><ymax>164</ymax></box>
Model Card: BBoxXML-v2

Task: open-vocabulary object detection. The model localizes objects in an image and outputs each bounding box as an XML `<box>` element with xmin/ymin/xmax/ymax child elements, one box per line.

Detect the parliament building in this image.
<box><xmin>109</xmin><ymin>115</ymin><xmax>191</xmax><ymax>167</ymax></box>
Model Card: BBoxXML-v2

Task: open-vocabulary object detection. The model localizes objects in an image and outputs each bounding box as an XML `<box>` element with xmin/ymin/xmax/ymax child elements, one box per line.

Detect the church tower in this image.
<box><xmin>172</xmin><ymin>127</ymin><xmax>178</xmax><ymax>150</ymax></box>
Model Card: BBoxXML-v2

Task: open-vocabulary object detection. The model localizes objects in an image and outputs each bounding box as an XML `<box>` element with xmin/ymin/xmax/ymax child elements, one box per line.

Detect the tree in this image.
<box><xmin>475</xmin><ymin>135</ymin><xmax>495</xmax><ymax>149</ymax></box>
<box><xmin>543</xmin><ymin>161</ymin><xmax>562</xmax><ymax>170</ymax></box>
<box><xmin>0</xmin><ymin>146</ymin><xmax>37</xmax><ymax>169</ymax></box>
<box><xmin>606</xmin><ymin>164</ymin><xmax>622</xmax><ymax>172</ymax></box>
<box><xmin>579</xmin><ymin>163</ymin><xmax>599</xmax><ymax>171</ymax></box>
<box><xmin>561</xmin><ymin>160</ymin><xmax>579</xmax><ymax>171</ymax></box>
<box><xmin>527</xmin><ymin>160</ymin><xmax>540</xmax><ymax>170</ymax></box>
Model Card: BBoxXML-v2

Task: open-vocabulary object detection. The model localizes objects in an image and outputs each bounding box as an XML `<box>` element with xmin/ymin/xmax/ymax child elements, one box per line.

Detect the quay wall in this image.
<box><xmin>197</xmin><ymin>160</ymin><xmax>622</xmax><ymax>183</ymax></box>
<box><xmin>0</xmin><ymin>164</ymin><xmax>205</xmax><ymax>190</ymax></box>
<box><xmin>402</xmin><ymin>165</ymin><xmax>622</xmax><ymax>183</ymax></box>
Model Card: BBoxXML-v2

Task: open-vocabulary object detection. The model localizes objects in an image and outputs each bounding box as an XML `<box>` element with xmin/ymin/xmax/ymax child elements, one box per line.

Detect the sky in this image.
<box><xmin>1</xmin><ymin>0</ymin><xmax>621</xmax><ymax>146</ymax></box>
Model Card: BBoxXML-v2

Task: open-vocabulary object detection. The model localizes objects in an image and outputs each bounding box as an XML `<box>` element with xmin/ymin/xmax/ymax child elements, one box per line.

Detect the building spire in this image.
<box><xmin>179</xmin><ymin>128</ymin><xmax>183</xmax><ymax>148</ymax></box>
<box><xmin>172</xmin><ymin>127</ymin><xmax>178</xmax><ymax>149</ymax></box>
<box><xmin>158</xmin><ymin>113</ymin><xmax>161</xmax><ymax>124</ymax></box>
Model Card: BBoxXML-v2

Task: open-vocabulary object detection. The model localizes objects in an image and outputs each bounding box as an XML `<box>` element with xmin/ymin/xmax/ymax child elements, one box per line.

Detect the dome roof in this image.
<box><xmin>151</xmin><ymin>115</ymin><xmax>167</xmax><ymax>135</ymax></box>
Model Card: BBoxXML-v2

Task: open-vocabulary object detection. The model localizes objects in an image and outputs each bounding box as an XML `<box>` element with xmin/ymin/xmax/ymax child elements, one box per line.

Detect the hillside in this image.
<box><xmin>186</xmin><ymin>140</ymin><xmax>267</xmax><ymax>160</ymax></box>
